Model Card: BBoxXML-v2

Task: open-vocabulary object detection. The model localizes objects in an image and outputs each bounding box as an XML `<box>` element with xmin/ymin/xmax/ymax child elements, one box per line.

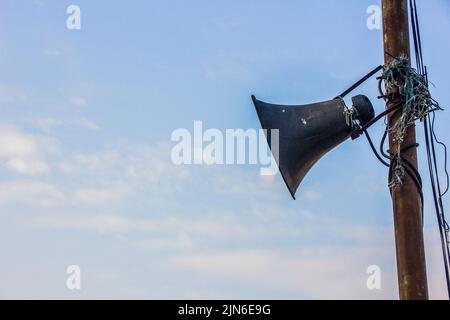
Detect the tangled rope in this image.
<box><xmin>382</xmin><ymin>55</ymin><xmax>441</xmax><ymax>187</ymax></box>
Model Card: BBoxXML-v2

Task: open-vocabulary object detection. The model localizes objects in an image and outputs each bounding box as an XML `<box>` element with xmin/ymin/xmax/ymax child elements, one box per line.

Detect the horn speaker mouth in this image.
<box><xmin>252</xmin><ymin>94</ymin><xmax>374</xmax><ymax>199</ymax></box>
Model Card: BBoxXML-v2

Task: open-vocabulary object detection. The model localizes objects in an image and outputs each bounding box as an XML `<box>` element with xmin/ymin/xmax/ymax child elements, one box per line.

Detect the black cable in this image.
<box><xmin>363</xmin><ymin>130</ymin><xmax>390</xmax><ymax>167</ymax></box>
<box><xmin>413</xmin><ymin>0</ymin><xmax>426</xmax><ymax>75</ymax></box>
<box><xmin>425</xmin><ymin>116</ymin><xmax>450</xmax><ymax>295</ymax></box>
<box><xmin>339</xmin><ymin>1</ymin><xmax>450</xmax><ymax>295</ymax></box>
<box><xmin>351</xmin><ymin>102</ymin><xmax>403</xmax><ymax>139</ymax></box>
<box><xmin>431</xmin><ymin>111</ymin><xmax>450</xmax><ymax>196</ymax></box>
<box><xmin>390</xmin><ymin>156</ymin><xmax>425</xmax><ymax>223</ymax></box>
<box><xmin>363</xmin><ymin>125</ymin><xmax>424</xmax><ymax>219</ymax></box>
<box><xmin>409</xmin><ymin>0</ymin><xmax>450</xmax><ymax>297</ymax></box>
<box><xmin>410</xmin><ymin>0</ymin><xmax>422</xmax><ymax>72</ymax></box>
<box><xmin>335</xmin><ymin>65</ymin><xmax>383</xmax><ymax>99</ymax></box>
<box><xmin>386</xmin><ymin>145</ymin><xmax>424</xmax><ymax>222</ymax></box>
<box><xmin>380</xmin><ymin>127</ymin><xmax>390</xmax><ymax>160</ymax></box>
<box><xmin>428</xmin><ymin>113</ymin><xmax>450</xmax><ymax>272</ymax></box>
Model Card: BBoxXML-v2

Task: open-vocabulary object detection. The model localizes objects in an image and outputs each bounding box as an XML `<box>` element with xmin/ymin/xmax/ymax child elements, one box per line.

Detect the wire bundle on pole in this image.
<box><xmin>335</xmin><ymin>0</ymin><xmax>450</xmax><ymax>299</ymax></box>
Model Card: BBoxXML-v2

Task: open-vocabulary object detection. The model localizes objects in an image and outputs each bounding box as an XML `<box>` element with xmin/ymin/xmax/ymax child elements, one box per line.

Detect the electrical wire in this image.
<box><xmin>333</xmin><ymin>1</ymin><xmax>450</xmax><ymax>296</ymax></box>
<box><xmin>409</xmin><ymin>0</ymin><xmax>450</xmax><ymax>298</ymax></box>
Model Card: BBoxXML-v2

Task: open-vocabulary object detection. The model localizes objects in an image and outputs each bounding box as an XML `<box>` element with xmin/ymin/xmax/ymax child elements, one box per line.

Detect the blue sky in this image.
<box><xmin>0</xmin><ymin>0</ymin><xmax>449</xmax><ymax>299</ymax></box>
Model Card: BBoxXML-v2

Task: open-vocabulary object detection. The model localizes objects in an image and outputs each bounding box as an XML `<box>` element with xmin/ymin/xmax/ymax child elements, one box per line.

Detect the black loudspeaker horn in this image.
<box><xmin>252</xmin><ymin>94</ymin><xmax>374</xmax><ymax>199</ymax></box>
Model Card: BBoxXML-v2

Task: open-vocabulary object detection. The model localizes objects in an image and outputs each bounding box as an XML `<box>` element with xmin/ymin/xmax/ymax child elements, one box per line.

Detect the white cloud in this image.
<box><xmin>28</xmin><ymin>116</ymin><xmax>99</xmax><ymax>132</ymax></box>
<box><xmin>0</xmin><ymin>180</ymin><xmax>65</xmax><ymax>208</ymax></box>
<box><xmin>0</xmin><ymin>125</ymin><xmax>51</xmax><ymax>175</ymax></box>
<box><xmin>73</xmin><ymin>151</ymin><xmax>120</xmax><ymax>172</ymax></box>
<box><xmin>167</xmin><ymin>247</ymin><xmax>397</xmax><ymax>299</ymax></box>
<box><xmin>73</xmin><ymin>186</ymin><xmax>130</xmax><ymax>206</ymax></box>
<box><xmin>5</xmin><ymin>157</ymin><xmax>49</xmax><ymax>175</ymax></box>
<box><xmin>0</xmin><ymin>125</ymin><xmax>39</xmax><ymax>158</ymax></box>
<box><xmin>131</xmin><ymin>235</ymin><xmax>194</xmax><ymax>251</ymax></box>
<box><xmin>24</xmin><ymin>213</ymin><xmax>262</xmax><ymax>239</ymax></box>
<box><xmin>0</xmin><ymin>126</ymin><xmax>446</xmax><ymax>299</ymax></box>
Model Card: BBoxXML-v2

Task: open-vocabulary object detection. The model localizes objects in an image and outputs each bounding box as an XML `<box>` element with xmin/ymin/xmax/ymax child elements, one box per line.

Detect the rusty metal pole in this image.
<box><xmin>382</xmin><ymin>0</ymin><xmax>428</xmax><ymax>299</ymax></box>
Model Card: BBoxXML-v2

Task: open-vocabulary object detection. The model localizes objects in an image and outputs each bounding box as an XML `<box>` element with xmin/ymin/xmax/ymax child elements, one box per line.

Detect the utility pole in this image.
<box><xmin>382</xmin><ymin>0</ymin><xmax>429</xmax><ymax>299</ymax></box>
